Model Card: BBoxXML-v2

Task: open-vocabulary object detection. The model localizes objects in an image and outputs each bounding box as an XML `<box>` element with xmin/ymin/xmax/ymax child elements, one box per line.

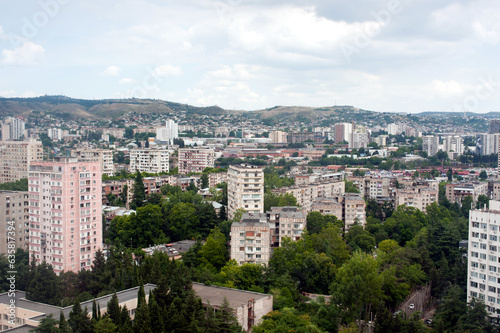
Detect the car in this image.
<box><xmin>424</xmin><ymin>319</ymin><xmax>433</xmax><ymax>325</ymax></box>
<box><xmin>409</xmin><ymin>303</ymin><xmax>415</xmax><ymax>309</ymax></box>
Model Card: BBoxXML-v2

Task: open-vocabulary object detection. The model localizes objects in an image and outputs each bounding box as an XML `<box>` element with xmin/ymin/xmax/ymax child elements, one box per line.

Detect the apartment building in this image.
<box><xmin>0</xmin><ymin>191</ymin><xmax>29</xmax><ymax>255</ymax></box>
<box><xmin>230</xmin><ymin>213</ymin><xmax>272</xmax><ymax>265</ymax></box>
<box><xmin>346</xmin><ymin>175</ymin><xmax>392</xmax><ymax>199</ymax></box>
<box><xmin>156</xmin><ymin>119</ymin><xmax>178</xmax><ymax>144</ymax></box>
<box><xmin>423</xmin><ymin>135</ymin><xmax>439</xmax><ymax>157</ymax></box>
<box><xmin>395</xmin><ymin>185</ymin><xmax>438</xmax><ymax>212</ymax></box>
<box><xmin>208</xmin><ymin>172</ymin><xmax>228</xmax><ymax>188</ymax></box>
<box><xmin>0</xmin><ymin>140</ymin><xmax>43</xmax><ymax>183</ymax></box>
<box><xmin>227</xmin><ymin>164</ymin><xmax>264</xmax><ymax>220</ymax></box>
<box><xmin>72</xmin><ymin>148</ymin><xmax>115</xmax><ymax>176</ymax></box>
<box><xmin>446</xmin><ymin>182</ymin><xmax>489</xmax><ymax>204</ymax></box>
<box><xmin>28</xmin><ymin>157</ymin><xmax>102</xmax><ymax>274</ymax></box>
<box><xmin>333</xmin><ymin>123</ymin><xmax>352</xmax><ymax>144</ymax></box>
<box><xmin>270</xmin><ymin>131</ymin><xmax>288</xmax><ymax>143</ymax></box>
<box><xmin>1</xmin><ymin>117</ymin><xmax>25</xmax><ymax>140</ymax></box>
<box><xmin>442</xmin><ymin>135</ymin><xmax>464</xmax><ymax>160</ymax></box>
<box><xmin>129</xmin><ymin>149</ymin><xmax>169</xmax><ymax>174</ymax></box>
<box><xmin>311</xmin><ymin>194</ymin><xmax>367</xmax><ymax>229</ymax></box>
<box><xmin>476</xmin><ymin>133</ymin><xmax>499</xmax><ymax>156</ymax></box>
<box><xmin>178</xmin><ymin>147</ymin><xmax>215</xmax><ymax>174</ymax></box>
<box><xmin>272</xmin><ymin>179</ymin><xmax>345</xmax><ymax>212</ymax></box>
<box><xmin>267</xmin><ymin>206</ymin><xmax>306</xmax><ymax>247</ymax></box>
<box><xmin>47</xmin><ymin>128</ymin><xmax>63</xmax><ymax>141</ymax></box>
<box><xmin>467</xmin><ymin>200</ymin><xmax>500</xmax><ymax>321</ymax></box>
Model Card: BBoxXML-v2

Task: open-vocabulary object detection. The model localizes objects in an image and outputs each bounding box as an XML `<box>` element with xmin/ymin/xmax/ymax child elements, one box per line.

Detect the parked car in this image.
<box><xmin>409</xmin><ymin>303</ymin><xmax>415</xmax><ymax>309</ymax></box>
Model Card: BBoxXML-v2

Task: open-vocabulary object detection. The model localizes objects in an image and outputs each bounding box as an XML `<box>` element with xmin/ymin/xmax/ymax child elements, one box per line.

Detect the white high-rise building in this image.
<box><xmin>442</xmin><ymin>135</ymin><xmax>464</xmax><ymax>160</ymax></box>
<box><xmin>2</xmin><ymin>117</ymin><xmax>25</xmax><ymax>140</ymax></box>
<box><xmin>129</xmin><ymin>149</ymin><xmax>169</xmax><ymax>174</ymax></box>
<box><xmin>423</xmin><ymin>135</ymin><xmax>439</xmax><ymax>157</ymax></box>
<box><xmin>178</xmin><ymin>147</ymin><xmax>215</xmax><ymax>174</ymax></box>
<box><xmin>47</xmin><ymin>128</ymin><xmax>63</xmax><ymax>141</ymax></box>
<box><xmin>156</xmin><ymin>120</ymin><xmax>179</xmax><ymax>144</ymax></box>
<box><xmin>227</xmin><ymin>164</ymin><xmax>264</xmax><ymax>220</ymax></box>
<box><xmin>387</xmin><ymin>124</ymin><xmax>400</xmax><ymax>135</ymax></box>
<box><xmin>476</xmin><ymin>134</ymin><xmax>499</xmax><ymax>156</ymax></box>
<box><xmin>334</xmin><ymin>123</ymin><xmax>352</xmax><ymax>144</ymax></box>
<box><xmin>467</xmin><ymin>200</ymin><xmax>500</xmax><ymax>321</ymax></box>
<box><xmin>350</xmin><ymin>132</ymin><xmax>369</xmax><ymax>149</ymax></box>
<box><xmin>72</xmin><ymin>149</ymin><xmax>115</xmax><ymax>177</ymax></box>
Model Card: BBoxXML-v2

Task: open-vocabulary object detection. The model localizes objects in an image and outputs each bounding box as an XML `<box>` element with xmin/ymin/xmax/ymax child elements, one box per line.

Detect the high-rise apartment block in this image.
<box><xmin>333</xmin><ymin>123</ymin><xmax>352</xmax><ymax>144</ymax></box>
<box><xmin>270</xmin><ymin>131</ymin><xmax>288</xmax><ymax>143</ymax></box>
<box><xmin>489</xmin><ymin>119</ymin><xmax>500</xmax><ymax>134</ymax></box>
<box><xmin>230</xmin><ymin>213</ymin><xmax>272</xmax><ymax>265</ymax></box>
<box><xmin>47</xmin><ymin>128</ymin><xmax>63</xmax><ymax>141</ymax></box>
<box><xmin>422</xmin><ymin>135</ymin><xmax>439</xmax><ymax>157</ymax></box>
<box><xmin>72</xmin><ymin>149</ymin><xmax>115</xmax><ymax>177</ymax></box>
<box><xmin>1</xmin><ymin>117</ymin><xmax>26</xmax><ymax>140</ymax></box>
<box><xmin>0</xmin><ymin>140</ymin><xmax>43</xmax><ymax>183</ymax></box>
<box><xmin>178</xmin><ymin>148</ymin><xmax>215</xmax><ymax>174</ymax></box>
<box><xmin>0</xmin><ymin>190</ymin><xmax>29</xmax><ymax>255</ymax></box>
<box><xmin>156</xmin><ymin>120</ymin><xmax>178</xmax><ymax>144</ymax></box>
<box><xmin>467</xmin><ymin>200</ymin><xmax>500</xmax><ymax>319</ymax></box>
<box><xmin>476</xmin><ymin>134</ymin><xmax>499</xmax><ymax>156</ymax></box>
<box><xmin>227</xmin><ymin>164</ymin><xmax>264</xmax><ymax>220</ymax></box>
<box><xmin>129</xmin><ymin>149</ymin><xmax>169</xmax><ymax>174</ymax></box>
<box><xmin>28</xmin><ymin>157</ymin><xmax>102</xmax><ymax>274</ymax></box>
<box><xmin>442</xmin><ymin>135</ymin><xmax>464</xmax><ymax>160</ymax></box>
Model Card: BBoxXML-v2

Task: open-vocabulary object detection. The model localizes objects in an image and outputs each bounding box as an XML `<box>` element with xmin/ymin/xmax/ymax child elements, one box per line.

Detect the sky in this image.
<box><xmin>0</xmin><ymin>0</ymin><xmax>499</xmax><ymax>113</ymax></box>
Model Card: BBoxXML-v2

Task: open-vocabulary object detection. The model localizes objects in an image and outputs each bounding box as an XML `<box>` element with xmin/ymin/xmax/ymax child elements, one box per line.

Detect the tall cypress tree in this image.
<box><xmin>148</xmin><ymin>292</ymin><xmax>164</xmax><ymax>333</ymax></box>
<box><xmin>107</xmin><ymin>292</ymin><xmax>121</xmax><ymax>326</ymax></box>
<box><xmin>120</xmin><ymin>305</ymin><xmax>133</xmax><ymax>333</ymax></box>
<box><xmin>59</xmin><ymin>311</ymin><xmax>71</xmax><ymax>333</ymax></box>
<box><xmin>137</xmin><ymin>282</ymin><xmax>146</xmax><ymax>310</ymax></box>
<box><xmin>133</xmin><ymin>302</ymin><xmax>152</xmax><ymax>333</ymax></box>
<box><xmin>131</xmin><ymin>171</ymin><xmax>145</xmax><ymax>209</ymax></box>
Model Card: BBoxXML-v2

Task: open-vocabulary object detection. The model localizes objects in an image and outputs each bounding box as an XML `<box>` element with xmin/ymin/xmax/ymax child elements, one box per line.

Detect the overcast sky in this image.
<box><xmin>0</xmin><ymin>0</ymin><xmax>499</xmax><ymax>113</ymax></box>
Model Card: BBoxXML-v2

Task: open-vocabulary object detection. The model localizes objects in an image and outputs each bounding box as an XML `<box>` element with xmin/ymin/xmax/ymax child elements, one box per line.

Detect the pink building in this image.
<box><xmin>28</xmin><ymin>157</ymin><xmax>102</xmax><ymax>274</ymax></box>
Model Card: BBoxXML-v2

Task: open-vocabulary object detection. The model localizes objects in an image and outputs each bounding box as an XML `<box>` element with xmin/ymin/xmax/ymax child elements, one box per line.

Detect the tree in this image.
<box><xmin>201</xmin><ymin>173</ymin><xmax>209</xmax><ymax>188</ymax></box>
<box><xmin>27</xmin><ymin>262</ymin><xmax>61</xmax><ymax>305</ymax></box>
<box><xmin>30</xmin><ymin>314</ymin><xmax>59</xmax><ymax>333</ymax></box>
<box><xmin>435</xmin><ymin>150</ymin><xmax>448</xmax><ymax>166</ymax></box>
<box><xmin>124</xmin><ymin>127</ymin><xmax>134</xmax><ymax>139</ymax></box>
<box><xmin>479</xmin><ymin>170</ymin><xmax>488</xmax><ymax>180</ymax></box>
<box><xmin>199</xmin><ymin>227</ymin><xmax>228</xmax><ymax>270</ymax></box>
<box><xmin>331</xmin><ymin>251</ymin><xmax>383</xmax><ymax>331</ymax></box>
<box><xmin>219</xmin><ymin>205</ymin><xmax>227</xmax><ymax>221</ymax></box>
<box><xmin>215</xmin><ymin>297</ymin><xmax>244</xmax><ymax>332</ymax></box>
<box><xmin>69</xmin><ymin>302</ymin><xmax>93</xmax><ymax>333</ymax></box>
<box><xmin>59</xmin><ymin>311</ymin><xmax>71</xmax><ymax>333</ymax></box>
<box><xmin>461</xmin><ymin>195</ymin><xmax>473</xmax><ymax>218</ymax></box>
<box><xmin>131</xmin><ymin>171</ymin><xmax>145</xmax><ymax>210</ymax></box>
<box><xmin>107</xmin><ymin>293</ymin><xmax>120</xmax><ymax>326</ymax></box>
<box><xmin>476</xmin><ymin>194</ymin><xmax>489</xmax><ymax>209</ymax></box>
<box><xmin>93</xmin><ymin>317</ymin><xmax>118</xmax><ymax>333</ymax></box>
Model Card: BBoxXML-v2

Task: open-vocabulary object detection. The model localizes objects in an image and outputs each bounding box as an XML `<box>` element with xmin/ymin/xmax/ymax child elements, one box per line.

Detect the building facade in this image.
<box><xmin>422</xmin><ymin>135</ymin><xmax>439</xmax><ymax>157</ymax></box>
<box><xmin>0</xmin><ymin>140</ymin><xmax>43</xmax><ymax>183</ymax></box>
<box><xmin>0</xmin><ymin>191</ymin><xmax>29</xmax><ymax>255</ymax></box>
<box><xmin>230</xmin><ymin>213</ymin><xmax>272</xmax><ymax>265</ymax></box>
<box><xmin>227</xmin><ymin>164</ymin><xmax>264</xmax><ymax>220</ymax></box>
<box><xmin>467</xmin><ymin>200</ymin><xmax>500</xmax><ymax>321</ymax></box>
<box><xmin>267</xmin><ymin>206</ymin><xmax>306</xmax><ymax>247</ymax></box>
<box><xmin>270</xmin><ymin>131</ymin><xmax>288</xmax><ymax>143</ymax></box>
<box><xmin>178</xmin><ymin>147</ymin><xmax>215</xmax><ymax>174</ymax></box>
<box><xmin>28</xmin><ymin>157</ymin><xmax>102</xmax><ymax>274</ymax></box>
<box><xmin>156</xmin><ymin>119</ymin><xmax>178</xmax><ymax>144</ymax></box>
<box><xmin>1</xmin><ymin>117</ymin><xmax>26</xmax><ymax>140</ymax></box>
<box><xmin>72</xmin><ymin>148</ymin><xmax>115</xmax><ymax>176</ymax></box>
<box><xmin>129</xmin><ymin>149</ymin><xmax>169</xmax><ymax>174</ymax></box>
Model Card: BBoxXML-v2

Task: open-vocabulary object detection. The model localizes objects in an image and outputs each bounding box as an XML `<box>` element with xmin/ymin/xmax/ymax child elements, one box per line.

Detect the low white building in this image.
<box><xmin>129</xmin><ymin>149</ymin><xmax>169</xmax><ymax>173</ymax></box>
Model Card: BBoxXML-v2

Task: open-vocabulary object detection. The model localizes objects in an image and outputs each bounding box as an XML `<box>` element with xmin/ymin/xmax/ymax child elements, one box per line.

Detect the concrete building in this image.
<box><xmin>373</xmin><ymin>135</ymin><xmax>388</xmax><ymax>147</ymax></box>
<box><xmin>129</xmin><ymin>149</ymin><xmax>169</xmax><ymax>174</ymax></box>
<box><xmin>350</xmin><ymin>132</ymin><xmax>370</xmax><ymax>149</ymax></box>
<box><xmin>442</xmin><ymin>135</ymin><xmax>464</xmax><ymax>160</ymax></box>
<box><xmin>467</xmin><ymin>200</ymin><xmax>500</xmax><ymax>321</ymax></box>
<box><xmin>1</xmin><ymin>117</ymin><xmax>25</xmax><ymax>141</ymax></box>
<box><xmin>334</xmin><ymin>123</ymin><xmax>352</xmax><ymax>144</ymax></box>
<box><xmin>422</xmin><ymin>135</ymin><xmax>439</xmax><ymax>157</ymax></box>
<box><xmin>346</xmin><ymin>175</ymin><xmax>392</xmax><ymax>199</ymax></box>
<box><xmin>267</xmin><ymin>206</ymin><xmax>306</xmax><ymax>247</ymax></box>
<box><xmin>28</xmin><ymin>157</ymin><xmax>102</xmax><ymax>274</ymax></box>
<box><xmin>227</xmin><ymin>164</ymin><xmax>264</xmax><ymax>220</ymax></box>
<box><xmin>476</xmin><ymin>133</ymin><xmax>499</xmax><ymax>156</ymax></box>
<box><xmin>311</xmin><ymin>194</ymin><xmax>367</xmax><ymax>229</ymax></box>
<box><xmin>72</xmin><ymin>148</ymin><xmax>115</xmax><ymax>177</ymax></box>
<box><xmin>446</xmin><ymin>182</ymin><xmax>489</xmax><ymax>204</ymax></box>
<box><xmin>0</xmin><ymin>283</ymin><xmax>272</xmax><ymax>332</ymax></box>
<box><xmin>270</xmin><ymin>131</ymin><xmax>288</xmax><ymax>143</ymax></box>
<box><xmin>230</xmin><ymin>213</ymin><xmax>272</xmax><ymax>265</ymax></box>
<box><xmin>178</xmin><ymin>147</ymin><xmax>215</xmax><ymax>174</ymax></box>
<box><xmin>156</xmin><ymin>119</ymin><xmax>178</xmax><ymax>144</ymax></box>
<box><xmin>208</xmin><ymin>172</ymin><xmax>228</xmax><ymax>188</ymax></box>
<box><xmin>47</xmin><ymin>128</ymin><xmax>63</xmax><ymax>141</ymax></box>
<box><xmin>0</xmin><ymin>140</ymin><xmax>43</xmax><ymax>183</ymax></box>
<box><xmin>387</xmin><ymin>123</ymin><xmax>400</xmax><ymax>135</ymax></box>
<box><xmin>0</xmin><ymin>191</ymin><xmax>29</xmax><ymax>255</ymax></box>
<box><xmin>395</xmin><ymin>185</ymin><xmax>438</xmax><ymax>212</ymax></box>
<box><xmin>489</xmin><ymin>119</ymin><xmax>500</xmax><ymax>134</ymax></box>
<box><xmin>272</xmin><ymin>180</ymin><xmax>345</xmax><ymax>212</ymax></box>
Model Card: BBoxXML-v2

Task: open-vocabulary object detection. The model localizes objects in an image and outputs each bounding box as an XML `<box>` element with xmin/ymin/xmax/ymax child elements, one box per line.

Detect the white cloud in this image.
<box><xmin>473</xmin><ymin>22</ymin><xmax>500</xmax><ymax>45</ymax></box>
<box><xmin>2</xmin><ymin>41</ymin><xmax>45</xmax><ymax>65</ymax></box>
<box><xmin>101</xmin><ymin>65</ymin><xmax>121</xmax><ymax>76</ymax></box>
<box><xmin>152</xmin><ymin>64</ymin><xmax>182</xmax><ymax>77</ymax></box>
<box><xmin>118</xmin><ymin>78</ymin><xmax>137</xmax><ymax>84</ymax></box>
<box><xmin>0</xmin><ymin>90</ymin><xmax>16</xmax><ymax>97</ymax></box>
<box><xmin>427</xmin><ymin>79</ymin><xmax>469</xmax><ymax>97</ymax></box>
<box><xmin>0</xmin><ymin>26</ymin><xmax>6</xmax><ymax>40</ymax></box>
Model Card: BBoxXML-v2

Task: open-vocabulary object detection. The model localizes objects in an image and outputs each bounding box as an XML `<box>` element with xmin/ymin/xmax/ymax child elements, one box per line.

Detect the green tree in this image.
<box><xmin>124</xmin><ymin>127</ymin><xmax>134</xmax><ymax>139</ymax></box>
<box><xmin>345</xmin><ymin>181</ymin><xmax>360</xmax><ymax>193</ymax></box>
<box><xmin>27</xmin><ymin>262</ymin><xmax>61</xmax><ymax>305</ymax></box>
<box><xmin>199</xmin><ymin>227</ymin><xmax>228</xmax><ymax>270</ymax></box>
<box><xmin>69</xmin><ymin>302</ymin><xmax>93</xmax><ymax>333</ymax></box>
<box><xmin>30</xmin><ymin>314</ymin><xmax>59</xmax><ymax>333</ymax></box>
<box><xmin>479</xmin><ymin>170</ymin><xmax>488</xmax><ymax>180</ymax></box>
<box><xmin>94</xmin><ymin>317</ymin><xmax>118</xmax><ymax>333</ymax></box>
<box><xmin>168</xmin><ymin>202</ymin><xmax>200</xmax><ymax>241</ymax></box>
<box><xmin>107</xmin><ymin>293</ymin><xmax>120</xmax><ymax>326</ymax></box>
<box><xmin>130</xmin><ymin>171</ymin><xmax>145</xmax><ymax>210</ymax></box>
<box><xmin>59</xmin><ymin>311</ymin><xmax>71</xmax><ymax>333</ymax></box>
<box><xmin>476</xmin><ymin>194</ymin><xmax>489</xmax><ymax>209</ymax></box>
<box><xmin>331</xmin><ymin>251</ymin><xmax>383</xmax><ymax>331</ymax></box>
<box><xmin>201</xmin><ymin>173</ymin><xmax>209</xmax><ymax>188</ymax></box>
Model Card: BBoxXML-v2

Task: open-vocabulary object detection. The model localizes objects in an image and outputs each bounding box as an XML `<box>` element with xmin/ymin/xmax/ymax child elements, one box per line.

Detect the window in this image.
<box><xmin>491</xmin><ymin>235</ymin><xmax>498</xmax><ymax>242</ymax></box>
<box><xmin>490</xmin><ymin>286</ymin><xmax>497</xmax><ymax>293</ymax></box>
<box><xmin>471</xmin><ymin>281</ymin><xmax>478</xmax><ymax>288</ymax></box>
<box><xmin>490</xmin><ymin>266</ymin><xmax>497</xmax><ymax>272</ymax></box>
